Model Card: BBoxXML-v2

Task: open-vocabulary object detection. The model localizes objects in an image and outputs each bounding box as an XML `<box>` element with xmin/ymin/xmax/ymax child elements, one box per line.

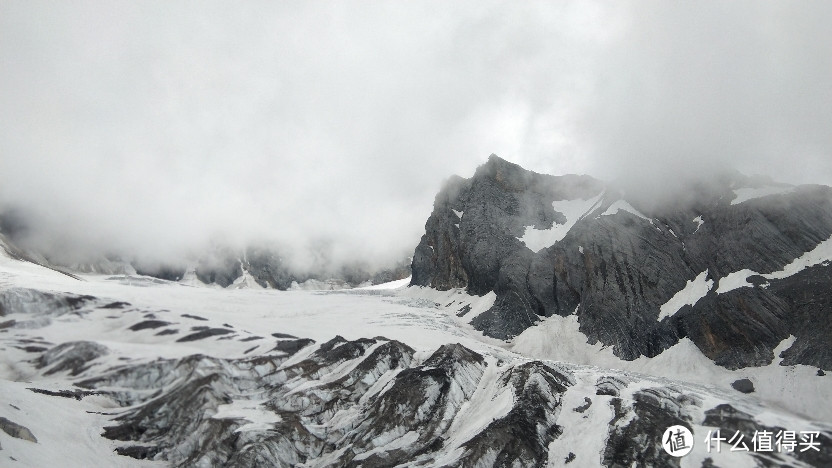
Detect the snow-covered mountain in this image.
<box><xmin>1</xmin><ymin>156</ymin><xmax>831</xmax><ymax>467</ymax></box>
<box><xmin>413</xmin><ymin>155</ymin><xmax>832</xmax><ymax>371</ymax></box>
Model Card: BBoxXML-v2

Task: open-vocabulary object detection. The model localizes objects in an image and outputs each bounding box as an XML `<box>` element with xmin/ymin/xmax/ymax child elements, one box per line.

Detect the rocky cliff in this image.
<box><xmin>411</xmin><ymin>155</ymin><xmax>832</xmax><ymax>370</ymax></box>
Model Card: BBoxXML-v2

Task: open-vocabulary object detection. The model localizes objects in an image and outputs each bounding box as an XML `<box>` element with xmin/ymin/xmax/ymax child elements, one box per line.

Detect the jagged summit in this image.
<box><xmin>475</xmin><ymin>153</ymin><xmax>603</xmax><ymax>197</ymax></box>
<box><xmin>411</xmin><ymin>154</ymin><xmax>832</xmax><ymax>370</ymax></box>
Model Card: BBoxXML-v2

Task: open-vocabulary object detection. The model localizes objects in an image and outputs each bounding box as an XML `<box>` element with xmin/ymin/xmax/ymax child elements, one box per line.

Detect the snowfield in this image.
<box><xmin>731</xmin><ymin>185</ymin><xmax>795</xmax><ymax>205</ymax></box>
<box><xmin>517</xmin><ymin>192</ymin><xmax>603</xmax><ymax>252</ymax></box>
<box><xmin>1</xmin><ymin>250</ymin><xmax>831</xmax><ymax>467</ymax></box>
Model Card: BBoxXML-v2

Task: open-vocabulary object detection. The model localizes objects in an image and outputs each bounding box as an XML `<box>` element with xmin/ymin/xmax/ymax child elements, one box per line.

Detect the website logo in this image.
<box><xmin>663</xmin><ymin>425</ymin><xmax>694</xmax><ymax>457</ymax></box>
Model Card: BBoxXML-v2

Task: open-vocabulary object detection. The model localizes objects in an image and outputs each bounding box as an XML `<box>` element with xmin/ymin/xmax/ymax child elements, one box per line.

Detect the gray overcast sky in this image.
<box><xmin>1</xmin><ymin>1</ymin><xmax>831</xmax><ymax>266</ymax></box>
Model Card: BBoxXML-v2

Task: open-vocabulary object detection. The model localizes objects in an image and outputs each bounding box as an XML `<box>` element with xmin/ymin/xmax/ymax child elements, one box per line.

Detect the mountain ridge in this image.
<box><xmin>410</xmin><ymin>154</ymin><xmax>832</xmax><ymax>370</ymax></box>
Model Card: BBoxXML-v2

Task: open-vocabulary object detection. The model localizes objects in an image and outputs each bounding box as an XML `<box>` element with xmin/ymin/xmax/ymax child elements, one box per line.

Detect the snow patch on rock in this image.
<box><xmin>657</xmin><ymin>270</ymin><xmax>713</xmax><ymax>320</ymax></box>
<box><xmin>518</xmin><ymin>193</ymin><xmax>603</xmax><ymax>252</ymax></box>
<box><xmin>768</xmin><ymin>234</ymin><xmax>832</xmax><ymax>279</ymax></box>
<box><xmin>600</xmin><ymin>199</ymin><xmax>650</xmax><ymax>221</ymax></box>
<box><xmin>717</xmin><ymin>234</ymin><xmax>832</xmax><ymax>294</ymax></box>
<box><xmin>731</xmin><ymin>185</ymin><xmax>794</xmax><ymax>205</ymax></box>
<box><xmin>693</xmin><ymin>215</ymin><xmax>704</xmax><ymax>233</ymax></box>
<box><xmin>716</xmin><ymin>269</ymin><xmax>759</xmax><ymax>294</ymax></box>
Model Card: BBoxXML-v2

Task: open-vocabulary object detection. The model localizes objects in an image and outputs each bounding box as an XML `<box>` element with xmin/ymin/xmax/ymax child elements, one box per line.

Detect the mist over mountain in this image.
<box><xmin>2</xmin><ymin>3</ymin><xmax>832</xmax><ymax>465</ymax></box>
<box><xmin>2</xmin><ymin>1</ymin><xmax>831</xmax><ymax>275</ymax></box>
<box><xmin>412</xmin><ymin>155</ymin><xmax>832</xmax><ymax>373</ymax></box>
<box><xmin>3</xmin><ymin>155</ymin><xmax>832</xmax><ymax>467</ymax></box>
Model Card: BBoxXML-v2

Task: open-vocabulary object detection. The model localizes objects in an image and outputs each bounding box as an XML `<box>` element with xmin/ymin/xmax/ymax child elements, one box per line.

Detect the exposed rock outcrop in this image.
<box><xmin>25</xmin><ymin>336</ymin><xmax>826</xmax><ymax>467</ymax></box>
<box><xmin>411</xmin><ymin>155</ymin><xmax>832</xmax><ymax>369</ymax></box>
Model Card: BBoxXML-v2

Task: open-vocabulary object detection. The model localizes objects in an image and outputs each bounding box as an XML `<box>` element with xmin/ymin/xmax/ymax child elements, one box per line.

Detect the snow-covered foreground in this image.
<box><xmin>510</xmin><ymin>315</ymin><xmax>831</xmax><ymax>421</ymax></box>
<box><xmin>0</xmin><ymin>261</ymin><xmax>487</xmax><ymax>358</ymax></box>
<box><xmin>1</xmin><ymin>253</ymin><xmax>831</xmax><ymax>467</ymax></box>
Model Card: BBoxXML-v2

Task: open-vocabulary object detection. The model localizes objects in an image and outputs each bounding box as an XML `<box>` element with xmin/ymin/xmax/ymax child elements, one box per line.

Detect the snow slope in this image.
<box><xmin>657</xmin><ymin>270</ymin><xmax>713</xmax><ymax>320</ymax></box>
<box><xmin>1</xmin><ymin>252</ymin><xmax>831</xmax><ymax>466</ymax></box>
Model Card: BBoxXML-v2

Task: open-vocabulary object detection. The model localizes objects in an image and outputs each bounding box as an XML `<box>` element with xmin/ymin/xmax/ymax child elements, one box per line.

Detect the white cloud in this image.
<box><xmin>1</xmin><ymin>1</ymin><xmax>830</xmax><ymax>266</ymax></box>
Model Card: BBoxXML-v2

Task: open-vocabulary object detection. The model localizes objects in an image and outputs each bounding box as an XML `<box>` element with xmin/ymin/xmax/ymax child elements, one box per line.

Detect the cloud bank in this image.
<box><xmin>1</xmin><ymin>1</ymin><xmax>830</xmax><ymax>266</ymax></box>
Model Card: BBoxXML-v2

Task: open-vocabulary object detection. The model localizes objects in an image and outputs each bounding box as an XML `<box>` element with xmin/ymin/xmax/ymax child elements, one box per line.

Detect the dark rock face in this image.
<box><xmin>27</xmin><ymin>387</ymin><xmax>102</xmax><ymax>400</ymax></box>
<box><xmin>456</xmin><ymin>361</ymin><xmax>573</xmax><ymax>467</ymax></box>
<box><xmin>603</xmin><ymin>387</ymin><xmax>696</xmax><ymax>468</ymax></box>
<box><xmin>0</xmin><ymin>288</ymin><xmax>94</xmax><ymax>318</ymax></box>
<box><xmin>0</xmin><ymin>416</ymin><xmax>38</xmax><ymax>443</ymax></box>
<box><xmin>133</xmin><ymin>263</ymin><xmax>186</xmax><ymax>282</ymax></box>
<box><xmin>412</xmin><ymin>157</ymin><xmax>602</xmax><ymax>294</ymax></box>
<box><xmin>731</xmin><ymin>378</ymin><xmax>755</xmax><ymax>393</ymax></box>
<box><xmin>272</xmin><ymin>338</ymin><xmax>315</xmax><ymax>355</ymax></box>
<box><xmin>195</xmin><ymin>253</ymin><xmax>242</xmax><ymax>287</ymax></box>
<box><xmin>243</xmin><ymin>246</ymin><xmax>297</xmax><ymax>289</ymax></box>
<box><xmin>66</xmin><ymin>336</ymin><xmax>579</xmax><ymax>467</ymax></box>
<box><xmin>36</xmin><ymin>341</ymin><xmax>109</xmax><ymax>376</ymax></box>
<box><xmin>596</xmin><ymin>376</ymin><xmax>629</xmax><ymax>397</ymax></box>
<box><xmin>765</xmin><ymin>263</ymin><xmax>832</xmax><ymax>369</ymax></box>
<box><xmin>175</xmin><ymin>328</ymin><xmax>234</xmax><ymax>342</ymax></box>
<box><xmin>128</xmin><ymin>320</ymin><xmax>171</xmax><ymax>331</ymax></box>
<box><xmin>411</xmin><ymin>155</ymin><xmax>832</xmax><ymax>369</ymax></box>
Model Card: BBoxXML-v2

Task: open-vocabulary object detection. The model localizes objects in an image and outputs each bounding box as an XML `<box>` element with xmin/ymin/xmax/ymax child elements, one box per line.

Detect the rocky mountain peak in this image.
<box><xmin>411</xmin><ymin>155</ymin><xmax>832</xmax><ymax>371</ymax></box>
